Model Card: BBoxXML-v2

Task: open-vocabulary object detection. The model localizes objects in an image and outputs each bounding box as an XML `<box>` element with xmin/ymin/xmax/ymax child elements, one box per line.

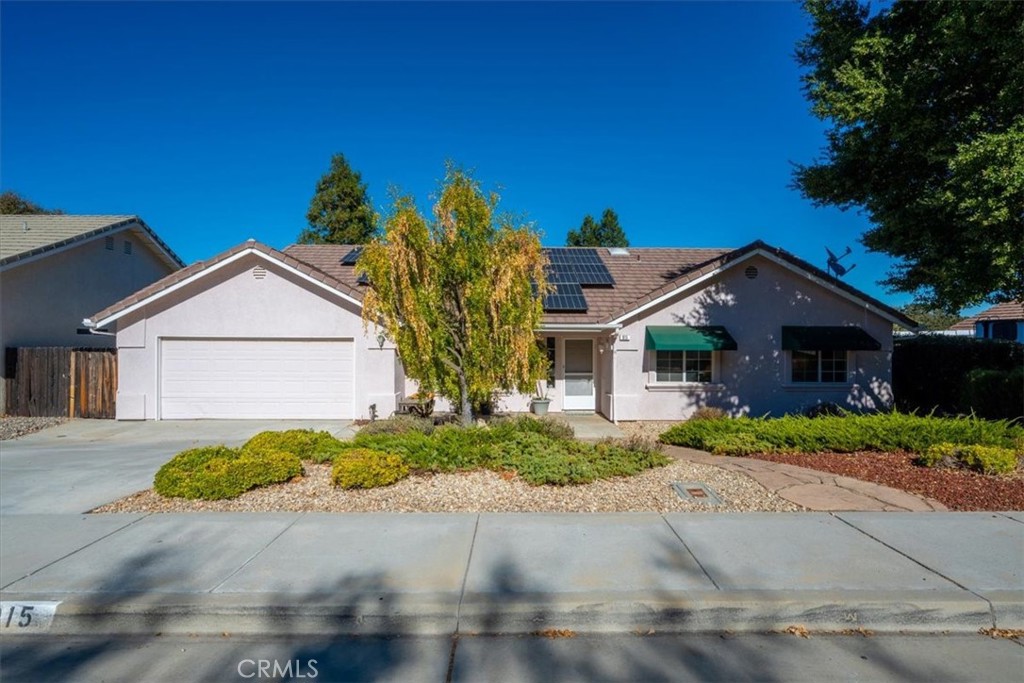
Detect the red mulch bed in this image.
<box><xmin>748</xmin><ymin>451</ymin><xmax>1024</xmax><ymax>512</ymax></box>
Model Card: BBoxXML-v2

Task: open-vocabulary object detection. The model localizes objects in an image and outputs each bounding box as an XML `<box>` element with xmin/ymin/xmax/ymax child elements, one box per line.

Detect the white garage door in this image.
<box><xmin>160</xmin><ymin>339</ymin><xmax>354</xmax><ymax>419</ymax></box>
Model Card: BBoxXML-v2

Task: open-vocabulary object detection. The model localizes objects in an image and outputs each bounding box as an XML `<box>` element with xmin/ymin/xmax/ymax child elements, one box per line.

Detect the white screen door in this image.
<box><xmin>563</xmin><ymin>339</ymin><xmax>594</xmax><ymax>410</ymax></box>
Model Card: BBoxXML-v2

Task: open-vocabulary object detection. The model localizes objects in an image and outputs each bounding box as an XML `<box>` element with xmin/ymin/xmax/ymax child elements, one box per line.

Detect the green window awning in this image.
<box><xmin>781</xmin><ymin>326</ymin><xmax>881</xmax><ymax>351</ymax></box>
<box><xmin>645</xmin><ymin>326</ymin><xmax>738</xmax><ymax>351</ymax></box>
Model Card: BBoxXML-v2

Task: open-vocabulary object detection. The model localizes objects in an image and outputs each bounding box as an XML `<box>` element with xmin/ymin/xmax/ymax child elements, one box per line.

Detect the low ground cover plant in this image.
<box><xmin>154</xmin><ymin>446</ymin><xmax>302</xmax><ymax>500</ymax></box>
<box><xmin>336</xmin><ymin>415</ymin><xmax>669</xmax><ymax>486</ymax></box>
<box><xmin>660</xmin><ymin>411</ymin><xmax>1024</xmax><ymax>465</ymax></box>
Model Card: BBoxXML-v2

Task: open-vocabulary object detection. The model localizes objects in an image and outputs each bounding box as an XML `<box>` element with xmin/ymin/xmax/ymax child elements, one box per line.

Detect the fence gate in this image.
<box><xmin>4</xmin><ymin>347</ymin><xmax>117</xmax><ymax>418</ymax></box>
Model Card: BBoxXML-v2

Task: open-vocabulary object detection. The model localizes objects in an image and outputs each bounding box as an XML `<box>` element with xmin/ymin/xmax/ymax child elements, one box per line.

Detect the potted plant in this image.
<box><xmin>530</xmin><ymin>381</ymin><xmax>551</xmax><ymax>416</ymax></box>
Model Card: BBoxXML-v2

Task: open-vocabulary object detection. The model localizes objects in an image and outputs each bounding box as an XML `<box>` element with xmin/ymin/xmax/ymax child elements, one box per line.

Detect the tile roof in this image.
<box><xmin>286</xmin><ymin>241</ymin><xmax>916</xmax><ymax>328</ymax></box>
<box><xmin>86</xmin><ymin>240</ymin><xmax>362</xmax><ymax>326</ymax></box>
<box><xmin>88</xmin><ymin>239</ymin><xmax>917</xmax><ymax>330</ymax></box>
<box><xmin>0</xmin><ymin>214</ymin><xmax>184</xmax><ymax>269</ymax></box>
<box><xmin>973</xmin><ymin>301</ymin><xmax>1024</xmax><ymax>321</ymax></box>
<box><xmin>949</xmin><ymin>301</ymin><xmax>1024</xmax><ymax>330</ymax></box>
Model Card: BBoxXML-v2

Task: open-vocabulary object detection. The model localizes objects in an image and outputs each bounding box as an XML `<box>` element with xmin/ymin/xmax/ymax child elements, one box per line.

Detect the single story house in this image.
<box><xmin>84</xmin><ymin>239</ymin><xmax>917</xmax><ymax>421</ymax></box>
<box><xmin>948</xmin><ymin>301</ymin><xmax>1024</xmax><ymax>343</ymax></box>
<box><xmin>1</xmin><ymin>214</ymin><xmax>184</xmax><ymax>409</ymax></box>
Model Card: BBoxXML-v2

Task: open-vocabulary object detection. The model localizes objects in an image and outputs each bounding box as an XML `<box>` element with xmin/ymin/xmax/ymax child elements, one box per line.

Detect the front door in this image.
<box><xmin>563</xmin><ymin>339</ymin><xmax>595</xmax><ymax>411</ymax></box>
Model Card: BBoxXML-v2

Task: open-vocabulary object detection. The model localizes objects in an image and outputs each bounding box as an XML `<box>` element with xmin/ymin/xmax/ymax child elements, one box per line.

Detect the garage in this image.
<box><xmin>159</xmin><ymin>338</ymin><xmax>354</xmax><ymax>419</ymax></box>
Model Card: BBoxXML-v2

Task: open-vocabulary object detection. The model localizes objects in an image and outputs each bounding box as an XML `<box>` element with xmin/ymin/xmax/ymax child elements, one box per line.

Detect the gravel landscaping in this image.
<box><xmin>0</xmin><ymin>416</ymin><xmax>67</xmax><ymax>440</ymax></box>
<box><xmin>750</xmin><ymin>451</ymin><xmax>1024</xmax><ymax>511</ymax></box>
<box><xmin>93</xmin><ymin>450</ymin><xmax>801</xmax><ymax>514</ymax></box>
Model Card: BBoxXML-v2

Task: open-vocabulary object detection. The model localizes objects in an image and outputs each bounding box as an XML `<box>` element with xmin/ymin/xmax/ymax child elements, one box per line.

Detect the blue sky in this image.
<box><xmin>2</xmin><ymin>1</ymin><xmax>924</xmax><ymax>310</ymax></box>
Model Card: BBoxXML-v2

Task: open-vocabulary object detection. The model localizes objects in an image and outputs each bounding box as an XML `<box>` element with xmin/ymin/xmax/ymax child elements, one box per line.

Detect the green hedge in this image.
<box><xmin>660</xmin><ymin>412</ymin><xmax>1024</xmax><ymax>456</ymax></box>
<box><xmin>154</xmin><ymin>446</ymin><xmax>303</xmax><ymax>500</ymax></box>
<box><xmin>893</xmin><ymin>336</ymin><xmax>1023</xmax><ymax>419</ymax></box>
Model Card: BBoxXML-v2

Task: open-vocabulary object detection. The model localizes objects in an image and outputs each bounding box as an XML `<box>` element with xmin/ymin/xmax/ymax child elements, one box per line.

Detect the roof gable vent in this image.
<box><xmin>745</xmin><ymin>265</ymin><xmax>758</xmax><ymax>280</ymax></box>
<box><xmin>252</xmin><ymin>265</ymin><xmax>267</xmax><ymax>280</ymax></box>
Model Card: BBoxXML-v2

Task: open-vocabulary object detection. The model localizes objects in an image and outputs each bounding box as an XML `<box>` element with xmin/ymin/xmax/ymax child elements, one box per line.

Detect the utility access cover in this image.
<box><xmin>671</xmin><ymin>482</ymin><xmax>723</xmax><ymax>506</ymax></box>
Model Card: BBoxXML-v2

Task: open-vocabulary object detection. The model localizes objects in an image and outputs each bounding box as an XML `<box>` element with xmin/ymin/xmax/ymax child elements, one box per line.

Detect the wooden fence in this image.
<box><xmin>4</xmin><ymin>347</ymin><xmax>117</xmax><ymax>418</ymax></box>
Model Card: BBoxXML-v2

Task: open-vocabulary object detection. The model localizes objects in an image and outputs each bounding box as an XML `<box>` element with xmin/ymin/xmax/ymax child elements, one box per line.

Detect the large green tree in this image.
<box><xmin>360</xmin><ymin>165</ymin><xmax>549</xmax><ymax>425</ymax></box>
<box><xmin>795</xmin><ymin>0</ymin><xmax>1024</xmax><ymax>311</ymax></box>
<box><xmin>566</xmin><ymin>208</ymin><xmax>629</xmax><ymax>247</ymax></box>
<box><xmin>899</xmin><ymin>303</ymin><xmax>963</xmax><ymax>331</ymax></box>
<box><xmin>298</xmin><ymin>153</ymin><xmax>376</xmax><ymax>244</ymax></box>
<box><xmin>0</xmin><ymin>191</ymin><xmax>64</xmax><ymax>215</ymax></box>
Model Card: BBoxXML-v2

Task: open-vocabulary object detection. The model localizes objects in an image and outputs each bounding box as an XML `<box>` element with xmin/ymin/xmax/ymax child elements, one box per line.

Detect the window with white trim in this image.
<box><xmin>791</xmin><ymin>349</ymin><xmax>847</xmax><ymax>383</ymax></box>
<box><xmin>656</xmin><ymin>350</ymin><xmax>712</xmax><ymax>383</ymax></box>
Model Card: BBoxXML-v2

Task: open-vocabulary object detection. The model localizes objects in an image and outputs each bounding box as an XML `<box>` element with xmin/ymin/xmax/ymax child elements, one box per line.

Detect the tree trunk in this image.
<box><xmin>458</xmin><ymin>371</ymin><xmax>473</xmax><ymax>426</ymax></box>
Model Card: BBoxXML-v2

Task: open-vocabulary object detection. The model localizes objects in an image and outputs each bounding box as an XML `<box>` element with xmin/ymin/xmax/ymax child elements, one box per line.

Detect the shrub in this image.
<box><xmin>488</xmin><ymin>414</ymin><xmax>575</xmax><ymax>441</ymax></box>
<box><xmin>803</xmin><ymin>402</ymin><xmax>846</xmax><ymax>418</ymax></box>
<box><xmin>893</xmin><ymin>336</ymin><xmax>1023</xmax><ymax>418</ymax></box>
<box><xmin>154</xmin><ymin>446</ymin><xmax>302</xmax><ymax>500</ymax></box>
<box><xmin>489</xmin><ymin>432</ymin><xmax>670</xmax><ymax>485</ymax></box>
<box><xmin>660</xmin><ymin>412</ymin><xmax>1024</xmax><ymax>455</ymax></box>
<box><xmin>917</xmin><ymin>443</ymin><xmax>1019</xmax><ymax>475</ymax></box>
<box><xmin>704</xmin><ymin>433</ymin><xmax>773</xmax><ymax>456</ymax></box>
<box><xmin>690</xmin><ymin>407</ymin><xmax>727</xmax><ymax>421</ymax></box>
<box><xmin>962</xmin><ymin>366</ymin><xmax>1024</xmax><ymax>421</ymax></box>
<box><xmin>359</xmin><ymin>415</ymin><xmax>436</xmax><ymax>436</ymax></box>
<box><xmin>241</xmin><ymin>430</ymin><xmax>343</xmax><ymax>462</ymax></box>
<box><xmin>331</xmin><ymin>448</ymin><xmax>410</xmax><ymax>489</ymax></box>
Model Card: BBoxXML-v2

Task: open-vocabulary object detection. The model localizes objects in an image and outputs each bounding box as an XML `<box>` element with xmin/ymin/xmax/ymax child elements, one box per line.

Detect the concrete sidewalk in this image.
<box><xmin>1</xmin><ymin>512</ymin><xmax>1021</xmax><ymax>637</ymax></box>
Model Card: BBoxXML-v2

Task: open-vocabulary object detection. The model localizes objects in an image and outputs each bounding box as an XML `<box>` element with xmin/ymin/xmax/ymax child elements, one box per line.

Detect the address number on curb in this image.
<box><xmin>0</xmin><ymin>602</ymin><xmax>60</xmax><ymax>632</ymax></box>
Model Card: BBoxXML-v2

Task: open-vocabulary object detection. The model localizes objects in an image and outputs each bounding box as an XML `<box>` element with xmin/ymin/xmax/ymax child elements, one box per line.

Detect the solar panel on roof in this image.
<box><xmin>340</xmin><ymin>247</ymin><xmax>363</xmax><ymax>265</ymax></box>
<box><xmin>544</xmin><ymin>248</ymin><xmax>614</xmax><ymax>286</ymax></box>
<box><xmin>543</xmin><ymin>281</ymin><xmax>588</xmax><ymax>312</ymax></box>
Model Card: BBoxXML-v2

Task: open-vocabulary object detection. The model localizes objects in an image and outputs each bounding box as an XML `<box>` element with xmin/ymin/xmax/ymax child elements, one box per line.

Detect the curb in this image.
<box><xmin>1</xmin><ymin>589</ymin><xmax>1009</xmax><ymax>637</ymax></box>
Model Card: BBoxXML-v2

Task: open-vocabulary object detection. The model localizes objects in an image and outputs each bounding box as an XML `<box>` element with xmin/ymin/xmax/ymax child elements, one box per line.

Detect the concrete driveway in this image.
<box><xmin>0</xmin><ymin>420</ymin><xmax>354</xmax><ymax>515</ymax></box>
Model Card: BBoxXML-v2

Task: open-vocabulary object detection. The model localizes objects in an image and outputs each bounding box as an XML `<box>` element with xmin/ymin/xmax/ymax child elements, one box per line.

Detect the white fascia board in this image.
<box><xmin>538</xmin><ymin>323</ymin><xmax>621</xmax><ymax>332</ymax></box>
<box><xmin>85</xmin><ymin>248</ymin><xmax>362</xmax><ymax>329</ymax></box>
<box><xmin>608</xmin><ymin>248</ymin><xmax>911</xmax><ymax>330</ymax></box>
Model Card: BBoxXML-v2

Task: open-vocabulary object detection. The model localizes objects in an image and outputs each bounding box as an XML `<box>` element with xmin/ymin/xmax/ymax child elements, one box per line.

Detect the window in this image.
<box><xmin>656</xmin><ymin>350</ymin><xmax>711</xmax><ymax>383</ymax></box>
<box><xmin>991</xmin><ymin>321</ymin><xmax>1017</xmax><ymax>340</ymax></box>
<box><xmin>791</xmin><ymin>349</ymin><xmax>847</xmax><ymax>383</ymax></box>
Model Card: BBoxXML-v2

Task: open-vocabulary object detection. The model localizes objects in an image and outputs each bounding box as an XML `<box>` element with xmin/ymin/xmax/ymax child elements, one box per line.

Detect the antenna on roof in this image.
<box><xmin>825</xmin><ymin>246</ymin><xmax>856</xmax><ymax>278</ymax></box>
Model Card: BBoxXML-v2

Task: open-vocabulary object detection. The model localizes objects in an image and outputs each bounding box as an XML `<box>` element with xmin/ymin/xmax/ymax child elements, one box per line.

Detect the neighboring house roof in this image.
<box><xmin>86</xmin><ymin>238</ymin><xmax>917</xmax><ymax>330</ymax></box>
<box><xmin>0</xmin><ymin>214</ymin><xmax>185</xmax><ymax>271</ymax></box>
<box><xmin>948</xmin><ymin>301</ymin><xmax>1023</xmax><ymax>331</ymax></box>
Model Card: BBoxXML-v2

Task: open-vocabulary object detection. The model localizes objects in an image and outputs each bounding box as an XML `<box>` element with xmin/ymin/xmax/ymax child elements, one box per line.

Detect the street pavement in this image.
<box><xmin>2</xmin><ymin>633</ymin><xmax>1022</xmax><ymax>682</ymax></box>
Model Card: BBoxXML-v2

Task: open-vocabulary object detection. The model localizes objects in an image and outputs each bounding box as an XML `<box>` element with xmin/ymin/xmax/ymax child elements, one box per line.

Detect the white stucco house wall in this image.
<box><xmin>0</xmin><ymin>214</ymin><xmax>183</xmax><ymax>410</ymax></box>
<box><xmin>85</xmin><ymin>239</ymin><xmax>917</xmax><ymax>421</ymax></box>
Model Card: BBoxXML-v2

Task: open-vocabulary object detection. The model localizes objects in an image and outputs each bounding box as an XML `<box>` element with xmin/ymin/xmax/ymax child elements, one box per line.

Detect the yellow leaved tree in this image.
<box><xmin>359</xmin><ymin>165</ymin><xmax>549</xmax><ymax>425</ymax></box>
